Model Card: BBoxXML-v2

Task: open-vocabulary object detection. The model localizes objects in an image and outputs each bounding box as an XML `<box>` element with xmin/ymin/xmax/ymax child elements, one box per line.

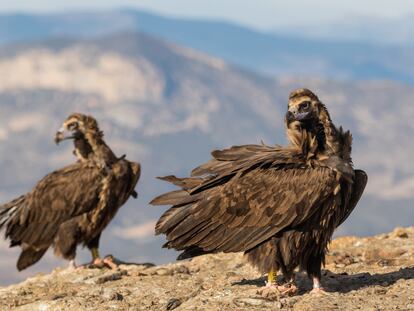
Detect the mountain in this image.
<box><xmin>0</xmin><ymin>10</ymin><xmax>414</xmax><ymax>83</ymax></box>
<box><xmin>278</xmin><ymin>14</ymin><xmax>414</xmax><ymax>47</ymax></box>
<box><xmin>0</xmin><ymin>32</ymin><xmax>414</xmax><ymax>285</ymax></box>
<box><xmin>1</xmin><ymin>227</ymin><xmax>414</xmax><ymax>310</ymax></box>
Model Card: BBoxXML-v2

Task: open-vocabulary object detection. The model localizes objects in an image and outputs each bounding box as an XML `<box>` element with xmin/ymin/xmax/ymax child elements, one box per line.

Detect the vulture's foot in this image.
<box><xmin>310</xmin><ymin>277</ymin><xmax>327</xmax><ymax>295</ymax></box>
<box><xmin>77</xmin><ymin>257</ymin><xmax>106</xmax><ymax>269</ymax></box>
<box><xmin>258</xmin><ymin>282</ymin><xmax>297</xmax><ymax>299</ymax></box>
<box><xmin>276</xmin><ymin>283</ymin><xmax>297</xmax><ymax>296</ymax></box>
<box><xmin>102</xmin><ymin>255</ymin><xmax>119</xmax><ymax>270</ymax></box>
<box><xmin>67</xmin><ymin>259</ymin><xmax>77</xmax><ymax>270</ymax></box>
<box><xmin>78</xmin><ymin>256</ymin><xmax>120</xmax><ymax>269</ymax></box>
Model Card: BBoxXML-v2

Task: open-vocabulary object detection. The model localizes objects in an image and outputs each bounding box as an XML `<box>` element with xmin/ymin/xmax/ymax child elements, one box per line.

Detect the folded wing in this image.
<box><xmin>152</xmin><ymin>144</ymin><xmax>339</xmax><ymax>255</ymax></box>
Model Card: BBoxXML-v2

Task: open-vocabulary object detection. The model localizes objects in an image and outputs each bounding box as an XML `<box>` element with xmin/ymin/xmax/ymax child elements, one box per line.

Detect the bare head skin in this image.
<box><xmin>54</xmin><ymin>113</ymin><xmax>102</xmax><ymax>145</ymax></box>
<box><xmin>55</xmin><ymin>113</ymin><xmax>117</xmax><ymax>168</ymax></box>
<box><xmin>286</xmin><ymin>88</ymin><xmax>323</xmax><ymax>125</ymax></box>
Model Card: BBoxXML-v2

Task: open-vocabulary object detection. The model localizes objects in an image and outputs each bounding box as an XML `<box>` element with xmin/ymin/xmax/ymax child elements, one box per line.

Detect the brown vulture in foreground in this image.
<box><xmin>0</xmin><ymin>113</ymin><xmax>140</xmax><ymax>270</ymax></box>
<box><xmin>151</xmin><ymin>88</ymin><xmax>367</xmax><ymax>295</ymax></box>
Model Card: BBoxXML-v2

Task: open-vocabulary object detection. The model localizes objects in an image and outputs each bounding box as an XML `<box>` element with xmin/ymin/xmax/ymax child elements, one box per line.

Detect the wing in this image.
<box><xmin>153</xmin><ymin>144</ymin><xmax>339</xmax><ymax>255</ymax></box>
<box><xmin>111</xmin><ymin>160</ymin><xmax>141</xmax><ymax>206</ymax></box>
<box><xmin>5</xmin><ymin>162</ymin><xmax>104</xmax><ymax>249</ymax></box>
<box><xmin>337</xmin><ymin>169</ymin><xmax>368</xmax><ymax>227</ymax></box>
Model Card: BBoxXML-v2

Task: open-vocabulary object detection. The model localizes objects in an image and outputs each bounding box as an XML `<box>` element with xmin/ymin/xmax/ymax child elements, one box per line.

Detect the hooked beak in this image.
<box><xmin>54</xmin><ymin>127</ymin><xmax>74</xmax><ymax>145</ymax></box>
<box><xmin>286</xmin><ymin>107</ymin><xmax>311</xmax><ymax>122</ymax></box>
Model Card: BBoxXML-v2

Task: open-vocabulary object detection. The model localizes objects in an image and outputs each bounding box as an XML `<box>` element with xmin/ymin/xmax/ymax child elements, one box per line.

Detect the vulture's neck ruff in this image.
<box><xmin>59</xmin><ymin>113</ymin><xmax>118</xmax><ymax>168</ymax></box>
<box><xmin>287</xmin><ymin>103</ymin><xmax>338</xmax><ymax>157</ymax></box>
<box><xmin>82</xmin><ymin>129</ymin><xmax>118</xmax><ymax>168</ymax></box>
<box><xmin>286</xmin><ymin>101</ymin><xmax>354</xmax><ymax>179</ymax></box>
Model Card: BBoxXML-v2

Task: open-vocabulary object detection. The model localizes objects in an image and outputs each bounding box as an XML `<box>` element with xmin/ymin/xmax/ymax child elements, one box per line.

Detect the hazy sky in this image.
<box><xmin>1</xmin><ymin>0</ymin><xmax>414</xmax><ymax>30</ymax></box>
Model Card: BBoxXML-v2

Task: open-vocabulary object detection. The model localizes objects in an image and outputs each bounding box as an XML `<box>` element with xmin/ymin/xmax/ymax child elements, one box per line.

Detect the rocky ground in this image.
<box><xmin>1</xmin><ymin>227</ymin><xmax>414</xmax><ymax>311</ymax></box>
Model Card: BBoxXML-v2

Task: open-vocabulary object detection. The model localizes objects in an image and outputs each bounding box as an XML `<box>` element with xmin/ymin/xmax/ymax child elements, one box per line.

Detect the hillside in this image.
<box><xmin>1</xmin><ymin>32</ymin><xmax>414</xmax><ymax>285</ymax></box>
<box><xmin>0</xmin><ymin>10</ymin><xmax>413</xmax><ymax>82</ymax></box>
<box><xmin>1</xmin><ymin>227</ymin><xmax>413</xmax><ymax>310</ymax></box>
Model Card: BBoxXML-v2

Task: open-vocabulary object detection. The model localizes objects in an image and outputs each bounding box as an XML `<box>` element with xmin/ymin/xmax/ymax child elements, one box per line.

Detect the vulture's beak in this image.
<box><xmin>54</xmin><ymin>127</ymin><xmax>74</xmax><ymax>145</ymax></box>
<box><xmin>286</xmin><ymin>107</ymin><xmax>311</xmax><ymax>121</ymax></box>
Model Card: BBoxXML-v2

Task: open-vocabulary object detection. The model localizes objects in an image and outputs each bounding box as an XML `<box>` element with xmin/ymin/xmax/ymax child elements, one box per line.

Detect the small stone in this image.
<box><xmin>85</xmin><ymin>270</ymin><xmax>127</xmax><ymax>285</ymax></box>
<box><xmin>166</xmin><ymin>298</ymin><xmax>181</xmax><ymax>310</ymax></box>
<box><xmin>102</xmin><ymin>288</ymin><xmax>123</xmax><ymax>301</ymax></box>
<box><xmin>233</xmin><ymin>298</ymin><xmax>266</xmax><ymax>307</ymax></box>
<box><xmin>156</xmin><ymin>268</ymin><xmax>173</xmax><ymax>276</ymax></box>
<box><xmin>392</xmin><ymin>227</ymin><xmax>409</xmax><ymax>238</ymax></box>
<box><xmin>374</xmin><ymin>288</ymin><xmax>387</xmax><ymax>294</ymax></box>
<box><xmin>50</xmin><ymin>293</ymin><xmax>66</xmax><ymax>300</ymax></box>
<box><xmin>174</xmin><ymin>265</ymin><xmax>190</xmax><ymax>274</ymax></box>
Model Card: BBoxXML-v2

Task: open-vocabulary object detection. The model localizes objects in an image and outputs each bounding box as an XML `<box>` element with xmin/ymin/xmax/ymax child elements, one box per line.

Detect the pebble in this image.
<box><xmin>102</xmin><ymin>288</ymin><xmax>123</xmax><ymax>301</ymax></box>
<box><xmin>233</xmin><ymin>298</ymin><xmax>267</xmax><ymax>307</ymax></box>
<box><xmin>85</xmin><ymin>270</ymin><xmax>127</xmax><ymax>285</ymax></box>
<box><xmin>155</xmin><ymin>268</ymin><xmax>174</xmax><ymax>276</ymax></box>
<box><xmin>166</xmin><ymin>298</ymin><xmax>181</xmax><ymax>310</ymax></box>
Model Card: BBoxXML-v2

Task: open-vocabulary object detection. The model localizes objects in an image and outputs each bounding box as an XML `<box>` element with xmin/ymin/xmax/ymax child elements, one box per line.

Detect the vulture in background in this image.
<box><xmin>0</xmin><ymin>113</ymin><xmax>140</xmax><ymax>270</ymax></box>
<box><xmin>151</xmin><ymin>88</ymin><xmax>367</xmax><ymax>295</ymax></box>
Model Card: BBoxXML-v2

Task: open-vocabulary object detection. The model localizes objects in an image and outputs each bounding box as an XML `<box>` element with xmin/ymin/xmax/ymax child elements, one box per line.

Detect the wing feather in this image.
<box><xmin>337</xmin><ymin>169</ymin><xmax>368</xmax><ymax>227</ymax></box>
<box><xmin>5</xmin><ymin>162</ymin><xmax>104</xmax><ymax>249</ymax></box>
<box><xmin>154</xmin><ymin>144</ymin><xmax>338</xmax><ymax>254</ymax></box>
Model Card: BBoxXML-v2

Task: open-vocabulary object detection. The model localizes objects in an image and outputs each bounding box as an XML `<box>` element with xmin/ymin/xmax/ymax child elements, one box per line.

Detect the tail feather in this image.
<box><xmin>17</xmin><ymin>247</ymin><xmax>48</xmax><ymax>271</ymax></box>
<box><xmin>0</xmin><ymin>195</ymin><xmax>26</xmax><ymax>231</ymax></box>
<box><xmin>157</xmin><ymin>175</ymin><xmax>203</xmax><ymax>190</ymax></box>
<box><xmin>176</xmin><ymin>246</ymin><xmax>210</xmax><ymax>260</ymax></box>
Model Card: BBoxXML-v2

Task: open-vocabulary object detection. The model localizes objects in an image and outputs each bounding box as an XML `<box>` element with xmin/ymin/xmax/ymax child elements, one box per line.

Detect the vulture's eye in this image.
<box><xmin>300</xmin><ymin>101</ymin><xmax>310</xmax><ymax>110</ymax></box>
<box><xmin>68</xmin><ymin>122</ymin><xmax>78</xmax><ymax>131</ymax></box>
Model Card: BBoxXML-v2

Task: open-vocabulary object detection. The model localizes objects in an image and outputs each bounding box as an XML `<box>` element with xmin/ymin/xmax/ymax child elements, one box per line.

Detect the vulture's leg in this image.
<box><xmin>68</xmin><ymin>259</ymin><xmax>77</xmax><ymax>270</ymax></box>
<box><xmin>81</xmin><ymin>234</ymin><xmax>106</xmax><ymax>268</ymax></box>
<box><xmin>307</xmin><ymin>255</ymin><xmax>327</xmax><ymax>294</ymax></box>
<box><xmin>258</xmin><ymin>269</ymin><xmax>280</xmax><ymax>299</ymax></box>
<box><xmin>87</xmin><ymin>234</ymin><xmax>119</xmax><ymax>269</ymax></box>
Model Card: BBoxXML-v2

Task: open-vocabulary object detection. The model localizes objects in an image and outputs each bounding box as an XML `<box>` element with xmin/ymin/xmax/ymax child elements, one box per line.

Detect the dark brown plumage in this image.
<box><xmin>151</xmin><ymin>88</ymin><xmax>367</xmax><ymax>294</ymax></box>
<box><xmin>0</xmin><ymin>113</ymin><xmax>140</xmax><ymax>270</ymax></box>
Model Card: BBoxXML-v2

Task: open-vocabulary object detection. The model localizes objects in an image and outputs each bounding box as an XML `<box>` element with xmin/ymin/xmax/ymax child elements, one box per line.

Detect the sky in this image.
<box><xmin>0</xmin><ymin>0</ymin><xmax>414</xmax><ymax>30</ymax></box>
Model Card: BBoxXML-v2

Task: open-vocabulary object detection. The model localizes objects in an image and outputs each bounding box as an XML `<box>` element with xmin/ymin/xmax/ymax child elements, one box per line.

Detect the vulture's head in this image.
<box><xmin>286</xmin><ymin>88</ymin><xmax>326</xmax><ymax>126</ymax></box>
<box><xmin>54</xmin><ymin>113</ymin><xmax>102</xmax><ymax>145</ymax></box>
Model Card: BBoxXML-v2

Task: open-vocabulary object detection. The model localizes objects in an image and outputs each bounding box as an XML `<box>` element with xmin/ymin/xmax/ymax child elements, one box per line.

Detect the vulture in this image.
<box><xmin>151</xmin><ymin>88</ymin><xmax>367</xmax><ymax>295</ymax></box>
<box><xmin>0</xmin><ymin>113</ymin><xmax>140</xmax><ymax>270</ymax></box>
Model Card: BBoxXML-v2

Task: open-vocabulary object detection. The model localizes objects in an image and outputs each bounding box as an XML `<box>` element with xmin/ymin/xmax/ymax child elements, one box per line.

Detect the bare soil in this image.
<box><xmin>1</xmin><ymin>227</ymin><xmax>414</xmax><ymax>310</ymax></box>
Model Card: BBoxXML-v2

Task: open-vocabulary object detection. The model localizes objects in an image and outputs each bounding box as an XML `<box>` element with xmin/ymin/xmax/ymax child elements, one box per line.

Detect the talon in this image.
<box><xmin>258</xmin><ymin>283</ymin><xmax>297</xmax><ymax>299</ymax></box>
<box><xmin>78</xmin><ymin>257</ymin><xmax>106</xmax><ymax>269</ymax></box>
<box><xmin>92</xmin><ymin>257</ymin><xmax>106</xmax><ymax>268</ymax></box>
<box><xmin>103</xmin><ymin>255</ymin><xmax>119</xmax><ymax>270</ymax></box>
<box><xmin>277</xmin><ymin>283</ymin><xmax>297</xmax><ymax>296</ymax></box>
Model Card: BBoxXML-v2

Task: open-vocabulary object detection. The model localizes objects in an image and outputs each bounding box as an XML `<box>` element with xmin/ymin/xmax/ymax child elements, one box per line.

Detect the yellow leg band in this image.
<box><xmin>268</xmin><ymin>270</ymin><xmax>277</xmax><ymax>284</ymax></box>
<box><xmin>91</xmin><ymin>248</ymin><xmax>100</xmax><ymax>260</ymax></box>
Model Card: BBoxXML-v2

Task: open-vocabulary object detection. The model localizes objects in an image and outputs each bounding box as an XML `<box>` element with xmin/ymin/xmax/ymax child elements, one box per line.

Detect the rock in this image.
<box><xmin>85</xmin><ymin>270</ymin><xmax>127</xmax><ymax>285</ymax></box>
<box><xmin>391</xmin><ymin>227</ymin><xmax>409</xmax><ymax>238</ymax></box>
<box><xmin>233</xmin><ymin>298</ymin><xmax>269</xmax><ymax>307</ymax></box>
<box><xmin>102</xmin><ymin>288</ymin><xmax>124</xmax><ymax>301</ymax></box>
<box><xmin>155</xmin><ymin>268</ymin><xmax>174</xmax><ymax>276</ymax></box>
<box><xmin>1</xmin><ymin>227</ymin><xmax>414</xmax><ymax>310</ymax></box>
<box><xmin>166</xmin><ymin>298</ymin><xmax>181</xmax><ymax>310</ymax></box>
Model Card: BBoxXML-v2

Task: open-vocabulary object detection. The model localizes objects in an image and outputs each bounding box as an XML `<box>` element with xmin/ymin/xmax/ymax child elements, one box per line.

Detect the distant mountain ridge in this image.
<box><xmin>0</xmin><ymin>9</ymin><xmax>414</xmax><ymax>83</ymax></box>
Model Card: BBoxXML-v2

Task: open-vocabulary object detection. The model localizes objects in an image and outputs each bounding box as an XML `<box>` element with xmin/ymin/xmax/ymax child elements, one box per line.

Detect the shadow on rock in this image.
<box><xmin>324</xmin><ymin>266</ymin><xmax>414</xmax><ymax>293</ymax></box>
<box><xmin>230</xmin><ymin>267</ymin><xmax>414</xmax><ymax>295</ymax></box>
